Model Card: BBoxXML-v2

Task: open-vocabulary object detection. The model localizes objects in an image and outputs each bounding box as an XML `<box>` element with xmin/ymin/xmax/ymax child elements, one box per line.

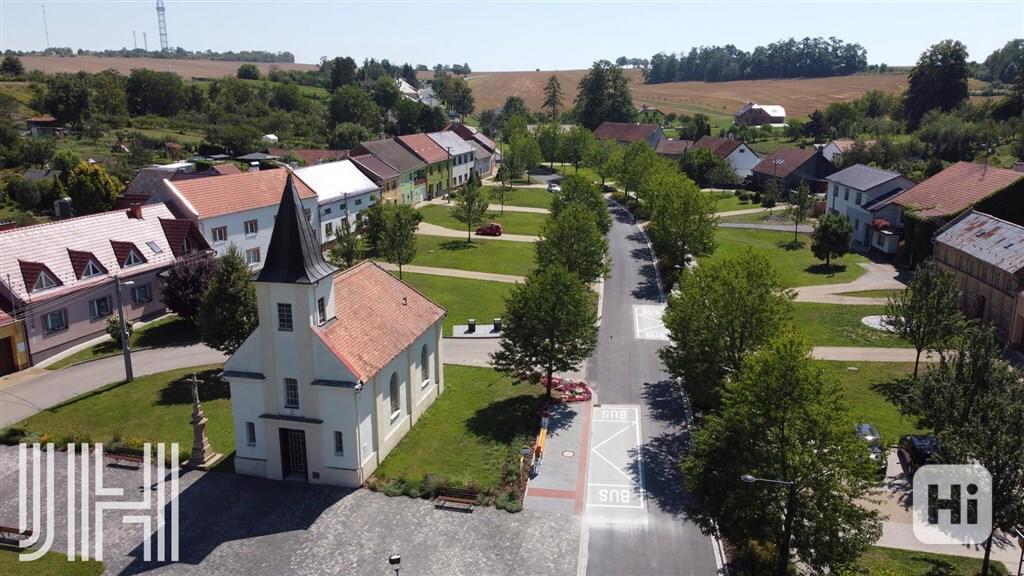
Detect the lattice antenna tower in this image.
<box><xmin>156</xmin><ymin>0</ymin><xmax>169</xmax><ymax>51</ymax></box>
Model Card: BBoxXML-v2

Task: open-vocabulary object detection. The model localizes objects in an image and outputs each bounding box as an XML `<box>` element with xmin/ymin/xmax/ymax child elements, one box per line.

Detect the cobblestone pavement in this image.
<box><xmin>0</xmin><ymin>446</ymin><xmax>579</xmax><ymax>576</ymax></box>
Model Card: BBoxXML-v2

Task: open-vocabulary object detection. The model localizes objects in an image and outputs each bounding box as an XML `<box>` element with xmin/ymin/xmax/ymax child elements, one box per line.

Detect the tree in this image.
<box><xmin>198</xmin><ymin>245</ymin><xmax>258</xmax><ymax>354</ymax></box>
<box><xmin>506</xmin><ymin>133</ymin><xmax>541</xmax><ymax>183</ymax></box>
<box><xmin>327</xmin><ymin>218</ymin><xmax>365</xmax><ymax>269</ymax></box>
<box><xmin>125</xmin><ymin>69</ymin><xmax>184</xmax><ymax>117</ymax></box>
<box><xmin>536</xmin><ymin>123</ymin><xmax>563</xmax><ymax>168</ymax></box>
<box><xmin>647</xmin><ymin>176</ymin><xmax>717</xmax><ymax>270</ymax></box>
<box><xmin>560</xmin><ymin>125</ymin><xmax>594</xmax><ymax>173</ymax></box>
<box><xmin>491</xmin><ymin>265</ymin><xmax>598</xmax><ymax>399</ymax></box>
<box><xmin>446</xmin><ymin>77</ymin><xmax>475</xmax><ymax>121</ymax></box>
<box><xmin>679</xmin><ymin>148</ymin><xmax>722</xmax><ymax>188</ymax></box>
<box><xmin>884</xmin><ymin>259</ymin><xmax>963</xmax><ymax>378</ymax></box>
<box><xmin>536</xmin><ymin>203</ymin><xmax>608</xmax><ymax>281</ymax></box>
<box><xmin>574</xmin><ymin>60</ymin><xmax>635</xmax><ymax>130</ymax></box>
<box><xmin>6</xmin><ymin>176</ymin><xmax>40</xmax><ymax>209</ymax></box>
<box><xmin>65</xmin><ymin>161</ymin><xmax>120</xmax><ymax>215</ymax></box>
<box><xmin>449</xmin><ymin>176</ymin><xmax>489</xmax><ymax>242</ymax></box>
<box><xmin>329</xmin><ymin>85</ymin><xmax>381</xmax><ymax>131</ymax></box>
<box><xmin>105</xmin><ymin>314</ymin><xmax>134</xmax><ymax>346</ymax></box>
<box><xmin>903</xmin><ymin>40</ymin><xmax>969</xmax><ymax>128</ymax></box>
<box><xmin>660</xmin><ymin>251</ymin><xmax>794</xmax><ymax>412</ymax></box>
<box><xmin>618</xmin><ymin>141</ymin><xmax>656</xmax><ymax>201</ymax></box>
<box><xmin>380</xmin><ymin>204</ymin><xmax>421</xmax><ymax>278</ymax></box>
<box><xmin>418</xmin><ymin>105</ymin><xmax>447</xmax><ymax>133</ymax></box>
<box><xmin>542</xmin><ymin>74</ymin><xmax>564</xmax><ymax>120</ymax></box>
<box><xmin>1</xmin><ymin>55</ymin><xmax>25</xmax><ymax>77</ymax></box>
<box><xmin>501</xmin><ymin>96</ymin><xmax>528</xmax><ymax>121</ymax></box>
<box><xmin>329</xmin><ymin>56</ymin><xmax>358</xmax><ymax>89</ymax></box>
<box><xmin>803</xmin><ymin>109</ymin><xmax>829</xmax><ymax>141</ymax></box>
<box><xmin>41</xmin><ymin>73</ymin><xmax>92</xmax><ymax>125</ymax></box>
<box><xmin>161</xmin><ymin>256</ymin><xmax>218</xmax><ymax>323</ymax></box>
<box><xmin>21</xmin><ymin>137</ymin><xmax>54</xmax><ymax>167</ymax></box>
<box><xmin>584</xmin><ymin>138</ymin><xmax>622</xmax><ymax>187</ymax></box>
<box><xmin>811</xmin><ymin>212</ymin><xmax>853</xmax><ymax>267</ymax></box>
<box><xmin>551</xmin><ymin>174</ymin><xmax>611</xmax><ymax>234</ymax></box>
<box><xmin>329</xmin><ymin>122</ymin><xmax>372</xmax><ymax>150</ymax></box>
<box><xmin>683</xmin><ymin>334</ymin><xmax>882</xmax><ymax>575</ymax></box>
<box><xmin>236</xmin><ymin>64</ymin><xmax>261</xmax><ymax>80</ymax></box>
<box><xmin>786</xmin><ymin>183</ymin><xmax>813</xmax><ymax>244</ymax></box>
<box><xmin>372</xmin><ymin>76</ymin><xmax>400</xmax><ymax>112</ymax></box>
<box><xmin>494</xmin><ymin>162</ymin><xmax>512</xmax><ymax>212</ymax></box>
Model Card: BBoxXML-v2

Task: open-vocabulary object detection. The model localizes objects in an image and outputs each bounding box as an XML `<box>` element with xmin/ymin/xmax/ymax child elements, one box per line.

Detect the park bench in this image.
<box><xmin>434</xmin><ymin>487</ymin><xmax>479</xmax><ymax>511</ymax></box>
<box><xmin>0</xmin><ymin>525</ymin><xmax>33</xmax><ymax>546</ymax></box>
<box><xmin>107</xmin><ymin>447</ymin><xmax>145</xmax><ymax>467</ymax></box>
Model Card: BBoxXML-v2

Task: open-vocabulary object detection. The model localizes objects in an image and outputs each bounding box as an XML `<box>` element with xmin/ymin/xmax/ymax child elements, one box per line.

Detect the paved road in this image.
<box><xmin>583</xmin><ymin>201</ymin><xmax>719</xmax><ymax>575</ymax></box>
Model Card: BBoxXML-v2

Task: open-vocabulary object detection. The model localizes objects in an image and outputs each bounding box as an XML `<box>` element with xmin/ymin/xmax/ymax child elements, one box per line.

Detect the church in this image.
<box><xmin>224</xmin><ymin>175</ymin><xmax>446</xmax><ymax>487</ymax></box>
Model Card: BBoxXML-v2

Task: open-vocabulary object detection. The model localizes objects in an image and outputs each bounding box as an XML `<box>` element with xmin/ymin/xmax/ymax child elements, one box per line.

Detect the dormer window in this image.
<box><xmin>33</xmin><ymin>270</ymin><xmax>59</xmax><ymax>292</ymax></box>
<box><xmin>125</xmin><ymin>249</ymin><xmax>144</xmax><ymax>267</ymax></box>
<box><xmin>82</xmin><ymin>260</ymin><xmax>104</xmax><ymax>278</ymax></box>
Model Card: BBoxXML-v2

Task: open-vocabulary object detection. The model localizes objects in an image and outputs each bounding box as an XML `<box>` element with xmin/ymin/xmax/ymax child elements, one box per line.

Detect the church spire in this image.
<box><xmin>256</xmin><ymin>173</ymin><xmax>337</xmax><ymax>284</ymax></box>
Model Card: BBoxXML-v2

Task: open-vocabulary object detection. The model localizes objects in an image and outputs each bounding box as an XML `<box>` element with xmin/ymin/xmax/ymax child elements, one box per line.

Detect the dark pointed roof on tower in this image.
<box><xmin>256</xmin><ymin>173</ymin><xmax>337</xmax><ymax>284</ymax></box>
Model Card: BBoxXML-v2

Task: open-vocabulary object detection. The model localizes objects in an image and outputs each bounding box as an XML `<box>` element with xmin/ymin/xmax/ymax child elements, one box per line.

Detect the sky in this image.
<box><xmin>0</xmin><ymin>1</ymin><xmax>1022</xmax><ymax>70</ymax></box>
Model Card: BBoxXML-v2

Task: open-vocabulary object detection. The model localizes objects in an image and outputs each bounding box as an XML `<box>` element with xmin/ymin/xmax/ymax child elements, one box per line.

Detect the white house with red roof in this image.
<box><xmin>0</xmin><ymin>204</ymin><xmax>210</xmax><ymax>364</ymax></box>
<box><xmin>224</xmin><ymin>176</ymin><xmax>445</xmax><ymax>487</ymax></box>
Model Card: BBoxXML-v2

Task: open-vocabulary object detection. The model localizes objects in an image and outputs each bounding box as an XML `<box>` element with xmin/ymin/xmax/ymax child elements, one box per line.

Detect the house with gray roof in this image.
<box><xmin>825</xmin><ymin>164</ymin><xmax>915</xmax><ymax>254</ymax></box>
<box><xmin>350</xmin><ymin>139</ymin><xmax>427</xmax><ymax>205</ymax></box>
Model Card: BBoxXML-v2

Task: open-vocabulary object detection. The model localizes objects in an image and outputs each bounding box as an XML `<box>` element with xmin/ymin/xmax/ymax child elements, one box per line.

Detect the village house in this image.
<box><xmin>152</xmin><ymin>167</ymin><xmax>320</xmax><ymax>268</ymax></box>
<box><xmin>294</xmin><ymin>160</ymin><xmax>380</xmax><ymax>242</ymax></box>
<box><xmin>25</xmin><ymin>115</ymin><xmax>64</xmax><ymax>137</ymax></box>
<box><xmin>637</xmin><ymin>105</ymin><xmax>666</xmax><ymax>125</ymax></box>
<box><xmin>934</xmin><ymin>210</ymin><xmax>1024</xmax><ymax>352</ymax></box>
<box><xmin>224</xmin><ymin>177</ymin><xmax>445</xmax><ymax>487</ymax></box>
<box><xmin>734</xmin><ymin>103</ymin><xmax>787</xmax><ymax>126</ymax></box>
<box><xmin>351</xmin><ymin>139</ymin><xmax>427</xmax><ymax>205</ymax></box>
<box><xmin>592</xmin><ymin>121</ymin><xmax>665</xmax><ymax>148</ymax></box>
<box><xmin>467</xmin><ymin>140</ymin><xmax>495</xmax><ymax>178</ymax></box>
<box><xmin>427</xmin><ymin>131</ymin><xmax>475</xmax><ymax>189</ymax></box>
<box><xmin>819</xmin><ymin>138</ymin><xmax>875</xmax><ymax>165</ymax></box>
<box><xmin>396</xmin><ymin>134</ymin><xmax>451</xmax><ymax>200</ymax></box>
<box><xmin>350</xmin><ymin>154</ymin><xmax>401</xmax><ymax>204</ymax></box>
<box><xmin>397</xmin><ymin>78</ymin><xmax>419</xmax><ymax>101</ymax></box>
<box><xmin>445</xmin><ymin>123</ymin><xmax>498</xmax><ymax>176</ymax></box>
<box><xmin>0</xmin><ymin>204</ymin><xmax>210</xmax><ymax>364</ymax></box>
<box><xmin>655</xmin><ymin>139</ymin><xmax>694</xmax><ymax>162</ymax></box>
<box><xmin>691</xmin><ymin>136</ymin><xmax>761</xmax><ymax>179</ymax></box>
<box><xmin>825</xmin><ymin>164</ymin><xmax>915</xmax><ymax>254</ymax></box>
<box><xmin>751</xmin><ymin>147</ymin><xmax>836</xmax><ymax>193</ymax></box>
<box><xmin>269</xmin><ymin>148</ymin><xmax>349</xmax><ymax>167</ymax></box>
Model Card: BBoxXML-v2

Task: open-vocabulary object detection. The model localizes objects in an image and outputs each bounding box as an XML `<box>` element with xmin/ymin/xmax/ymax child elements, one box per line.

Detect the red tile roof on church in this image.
<box><xmin>315</xmin><ymin>261</ymin><xmax>445</xmax><ymax>383</ymax></box>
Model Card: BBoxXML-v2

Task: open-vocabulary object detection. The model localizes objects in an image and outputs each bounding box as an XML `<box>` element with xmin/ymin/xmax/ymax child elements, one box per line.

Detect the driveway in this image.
<box><xmin>794</xmin><ymin>262</ymin><xmax>910</xmax><ymax>305</ymax></box>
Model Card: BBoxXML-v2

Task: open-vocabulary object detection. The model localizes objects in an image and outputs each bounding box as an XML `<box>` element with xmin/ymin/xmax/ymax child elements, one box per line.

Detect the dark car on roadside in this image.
<box><xmin>897</xmin><ymin>434</ymin><xmax>940</xmax><ymax>478</ymax></box>
<box><xmin>856</xmin><ymin>423</ymin><xmax>887</xmax><ymax>478</ymax></box>
<box><xmin>476</xmin><ymin>222</ymin><xmax>503</xmax><ymax>236</ymax></box>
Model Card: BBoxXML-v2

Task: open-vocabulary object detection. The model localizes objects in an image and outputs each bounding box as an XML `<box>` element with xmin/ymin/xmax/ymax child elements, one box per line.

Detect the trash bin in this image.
<box><xmin>493</xmin><ymin>317</ymin><xmax>502</xmax><ymax>332</ymax></box>
<box><xmin>467</xmin><ymin>318</ymin><xmax>476</xmax><ymax>334</ymax></box>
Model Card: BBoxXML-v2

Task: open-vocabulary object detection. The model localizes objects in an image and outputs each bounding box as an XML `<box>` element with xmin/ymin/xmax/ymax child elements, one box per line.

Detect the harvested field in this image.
<box><xmin>18</xmin><ymin>55</ymin><xmax>317</xmax><ymax>79</ymax></box>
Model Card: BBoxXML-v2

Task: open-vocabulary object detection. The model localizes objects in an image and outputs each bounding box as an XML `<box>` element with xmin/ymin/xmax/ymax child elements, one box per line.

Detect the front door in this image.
<box><xmin>974</xmin><ymin>295</ymin><xmax>987</xmax><ymax>320</ymax></box>
<box><xmin>279</xmin><ymin>428</ymin><xmax>308</xmax><ymax>481</ymax></box>
<box><xmin>0</xmin><ymin>337</ymin><xmax>14</xmax><ymax>377</ymax></box>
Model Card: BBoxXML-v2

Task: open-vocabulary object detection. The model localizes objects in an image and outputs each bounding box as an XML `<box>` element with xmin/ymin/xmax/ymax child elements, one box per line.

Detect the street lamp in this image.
<box><xmin>113</xmin><ymin>277</ymin><xmax>135</xmax><ymax>382</ymax></box>
<box><xmin>388</xmin><ymin>554</ymin><xmax>401</xmax><ymax>576</ymax></box>
<box><xmin>740</xmin><ymin>473</ymin><xmax>797</xmax><ymax>576</ymax></box>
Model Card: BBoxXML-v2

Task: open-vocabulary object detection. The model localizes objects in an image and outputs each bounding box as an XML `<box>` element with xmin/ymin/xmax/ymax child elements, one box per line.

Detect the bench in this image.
<box><xmin>107</xmin><ymin>447</ymin><xmax>145</xmax><ymax>467</ymax></box>
<box><xmin>434</xmin><ymin>487</ymin><xmax>479</xmax><ymax>511</ymax></box>
<box><xmin>0</xmin><ymin>525</ymin><xmax>33</xmax><ymax>546</ymax></box>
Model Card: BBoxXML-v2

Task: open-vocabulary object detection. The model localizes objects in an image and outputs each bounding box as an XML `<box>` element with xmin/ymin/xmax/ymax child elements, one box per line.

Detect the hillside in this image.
<box><xmin>18</xmin><ymin>55</ymin><xmax>317</xmax><ymax>79</ymax></box>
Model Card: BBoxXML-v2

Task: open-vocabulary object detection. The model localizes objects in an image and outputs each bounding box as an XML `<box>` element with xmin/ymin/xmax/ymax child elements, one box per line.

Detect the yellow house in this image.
<box><xmin>0</xmin><ymin>310</ymin><xmax>30</xmax><ymax>376</ymax></box>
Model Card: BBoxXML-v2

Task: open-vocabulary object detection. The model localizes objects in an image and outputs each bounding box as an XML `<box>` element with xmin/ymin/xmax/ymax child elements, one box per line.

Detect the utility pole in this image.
<box><xmin>113</xmin><ymin>277</ymin><xmax>134</xmax><ymax>382</ymax></box>
<box><xmin>41</xmin><ymin>4</ymin><xmax>50</xmax><ymax>48</ymax></box>
<box><xmin>133</xmin><ymin>30</ymin><xmax>138</xmax><ymax>50</ymax></box>
<box><xmin>143</xmin><ymin>32</ymin><xmax>148</xmax><ymax>52</ymax></box>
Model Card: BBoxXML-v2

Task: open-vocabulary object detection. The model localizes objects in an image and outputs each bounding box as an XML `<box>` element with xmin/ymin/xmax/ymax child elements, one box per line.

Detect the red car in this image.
<box><xmin>476</xmin><ymin>223</ymin><xmax>503</xmax><ymax>236</ymax></box>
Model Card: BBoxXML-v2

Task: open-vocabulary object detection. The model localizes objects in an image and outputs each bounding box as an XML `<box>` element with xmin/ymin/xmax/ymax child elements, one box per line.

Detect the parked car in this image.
<box><xmin>476</xmin><ymin>222</ymin><xmax>503</xmax><ymax>236</ymax></box>
<box><xmin>856</xmin><ymin>423</ymin><xmax>887</xmax><ymax>478</ymax></box>
<box><xmin>897</xmin><ymin>434</ymin><xmax>940</xmax><ymax>478</ymax></box>
<box><xmin>601</xmin><ymin>184</ymin><xmax>617</xmax><ymax>193</ymax></box>
<box><xmin>547</xmin><ymin>182</ymin><xmax>561</xmax><ymax>193</ymax></box>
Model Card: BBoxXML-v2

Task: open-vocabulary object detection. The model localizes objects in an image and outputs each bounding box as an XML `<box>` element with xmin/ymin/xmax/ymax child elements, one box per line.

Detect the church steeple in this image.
<box><xmin>257</xmin><ymin>173</ymin><xmax>337</xmax><ymax>284</ymax></box>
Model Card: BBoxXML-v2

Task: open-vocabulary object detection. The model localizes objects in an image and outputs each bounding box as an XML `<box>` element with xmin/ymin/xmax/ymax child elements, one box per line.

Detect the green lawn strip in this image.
<box><xmin>0</xmin><ymin>547</ymin><xmax>103</xmax><ymax>576</ymax></box>
<box><xmin>718</xmin><ymin>211</ymin><xmax>774</xmax><ymax>224</ymax></box>
<box><xmin>373</xmin><ymin>365</ymin><xmax>542</xmax><ymax>493</ymax></box>
<box><xmin>706</xmin><ymin>192</ymin><xmax>755</xmax><ymax>213</ymax></box>
<box><xmin>483</xmin><ymin>186</ymin><xmax>553</xmax><ymax>209</ymax></box>
<box><xmin>835</xmin><ymin>288</ymin><xmax>905</xmax><ymax>299</ymax></box>
<box><xmin>709</xmin><ymin>228</ymin><xmax>868</xmax><ymax>288</ymax></box>
<box><xmin>418</xmin><ymin>204</ymin><xmax>548</xmax><ymax>236</ymax></box>
<box><xmin>410</xmin><ymin>235</ymin><xmax>536</xmax><ymax>277</ymax></box>
<box><xmin>551</xmin><ymin>164</ymin><xmax>602</xmax><ymax>184</ymax></box>
<box><xmin>47</xmin><ymin>315</ymin><xmax>199</xmax><ymax>370</ymax></box>
<box><xmin>857</xmin><ymin>546</ymin><xmax>1007</xmax><ymax>576</ymax></box>
<box><xmin>817</xmin><ymin>360</ymin><xmax>921</xmax><ymax>444</ymax></box>
<box><xmin>16</xmin><ymin>364</ymin><xmax>233</xmax><ymax>468</ymax></box>
<box><xmin>394</xmin><ymin>272</ymin><xmax>514</xmax><ymax>335</ymax></box>
<box><xmin>793</xmin><ymin>303</ymin><xmax>909</xmax><ymax>348</ymax></box>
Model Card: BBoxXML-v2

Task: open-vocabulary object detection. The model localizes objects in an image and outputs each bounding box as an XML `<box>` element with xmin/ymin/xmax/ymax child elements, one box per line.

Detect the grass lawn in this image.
<box><xmin>709</xmin><ymin>228</ymin><xmax>869</xmax><ymax>288</ymax></box>
<box><xmin>483</xmin><ymin>186</ymin><xmax>554</xmax><ymax>210</ymax></box>
<box><xmin>836</xmin><ymin>288</ymin><xmax>905</xmax><ymax>299</ymax></box>
<box><xmin>409</xmin><ymin>235</ymin><xmax>536</xmax><ymax>277</ymax></box>
<box><xmin>792</xmin><ymin>303</ymin><xmax>909</xmax><ymax>348</ymax></box>
<box><xmin>418</xmin><ymin>204</ymin><xmax>548</xmax><ymax>236</ymax></box>
<box><xmin>16</xmin><ymin>365</ymin><xmax>233</xmax><ymax>466</ymax></box>
<box><xmin>396</xmin><ymin>272</ymin><xmax>514</xmax><ymax>335</ymax></box>
<box><xmin>857</xmin><ymin>546</ymin><xmax>1008</xmax><ymax>576</ymax></box>
<box><xmin>706</xmin><ymin>191</ymin><xmax>755</xmax><ymax>213</ymax></box>
<box><xmin>47</xmin><ymin>315</ymin><xmax>199</xmax><ymax>370</ymax></box>
<box><xmin>0</xmin><ymin>547</ymin><xmax>103</xmax><ymax>576</ymax></box>
<box><xmin>373</xmin><ymin>365</ymin><xmax>543</xmax><ymax>492</ymax></box>
<box><xmin>818</xmin><ymin>361</ymin><xmax>921</xmax><ymax>444</ymax></box>
<box><xmin>551</xmin><ymin>163</ymin><xmax>602</xmax><ymax>184</ymax></box>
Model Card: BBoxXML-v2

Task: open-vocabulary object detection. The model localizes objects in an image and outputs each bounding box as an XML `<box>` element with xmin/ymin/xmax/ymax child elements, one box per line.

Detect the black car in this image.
<box><xmin>856</xmin><ymin>423</ymin><xmax>887</xmax><ymax>477</ymax></box>
<box><xmin>897</xmin><ymin>434</ymin><xmax>940</xmax><ymax>477</ymax></box>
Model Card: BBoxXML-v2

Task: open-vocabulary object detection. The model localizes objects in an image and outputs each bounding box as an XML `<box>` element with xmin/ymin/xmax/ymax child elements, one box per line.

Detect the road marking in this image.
<box><xmin>633</xmin><ymin>304</ymin><xmax>669</xmax><ymax>341</ymax></box>
<box><xmin>586</xmin><ymin>405</ymin><xmax>647</xmax><ymax>520</ymax></box>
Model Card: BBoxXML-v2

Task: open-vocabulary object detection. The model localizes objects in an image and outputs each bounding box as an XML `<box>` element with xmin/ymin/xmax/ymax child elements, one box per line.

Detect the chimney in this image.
<box><xmin>249</xmin><ymin>162</ymin><xmax>260</xmax><ymax>173</ymax></box>
<box><xmin>1014</xmin><ymin>161</ymin><xmax>1024</xmax><ymax>173</ymax></box>
<box><xmin>127</xmin><ymin>204</ymin><xmax>144</xmax><ymax>219</ymax></box>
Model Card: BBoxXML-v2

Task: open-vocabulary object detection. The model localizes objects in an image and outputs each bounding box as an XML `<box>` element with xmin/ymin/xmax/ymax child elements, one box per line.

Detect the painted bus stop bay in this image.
<box><xmin>586</xmin><ymin>404</ymin><xmax>647</xmax><ymax>525</ymax></box>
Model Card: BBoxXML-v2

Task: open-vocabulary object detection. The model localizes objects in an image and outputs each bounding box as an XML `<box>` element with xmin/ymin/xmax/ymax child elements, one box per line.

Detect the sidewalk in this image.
<box><xmin>417</xmin><ymin>197</ymin><xmax>549</xmax><ymax>214</ymax></box>
<box><xmin>374</xmin><ymin>262</ymin><xmax>525</xmax><ymax>283</ymax></box>
<box><xmin>417</xmin><ymin>221</ymin><xmax>539</xmax><ymax>243</ymax></box>
<box><xmin>524</xmin><ymin>401</ymin><xmax>592</xmax><ymax>517</ymax></box>
<box><xmin>795</xmin><ymin>262</ymin><xmax>909</xmax><ymax>305</ymax></box>
<box><xmin>811</xmin><ymin>346</ymin><xmax>935</xmax><ymax>362</ymax></box>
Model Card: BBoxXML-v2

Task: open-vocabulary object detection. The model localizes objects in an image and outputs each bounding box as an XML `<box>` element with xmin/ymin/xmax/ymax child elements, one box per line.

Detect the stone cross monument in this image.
<box><xmin>188</xmin><ymin>373</ymin><xmax>223</xmax><ymax>470</ymax></box>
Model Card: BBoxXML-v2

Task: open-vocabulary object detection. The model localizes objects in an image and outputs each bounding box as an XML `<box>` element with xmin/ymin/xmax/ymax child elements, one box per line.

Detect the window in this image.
<box><xmin>855</xmin><ymin>192</ymin><xmax>862</xmax><ymax>206</ymax></box>
<box><xmin>844</xmin><ymin>188</ymin><xmax>849</xmax><ymax>201</ymax></box>
<box><xmin>78</xmin><ymin>260</ymin><xmax>102</xmax><ymax>279</ymax></box>
<box><xmin>132</xmin><ymin>284</ymin><xmax>152</xmax><ymax>304</ymax></box>
<box><xmin>146</xmin><ymin>240</ymin><xmax>164</xmax><ymax>254</ymax></box>
<box><xmin>245</xmin><ymin>248</ymin><xmax>261</xmax><ymax>265</ymax></box>
<box><xmin>325</xmin><ymin>222</ymin><xmax>334</xmax><ymax>238</ymax></box>
<box><xmin>284</xmin><ymin>378</ymin><xmax>299</xmax><ymax>409</ymax></box>
<box><xmin>324</xmin><ymin>207</ymin><xmax>333</xmax><ymax>215</ymax></box>
<box><xmin>125</xmin><ymin>249</ymin><xmax>144</xmax><ymax>267</ymax></box>
<box><xmin>43</xmin><ymin>309</ymin><xmax>67</xmax><ymax>333</ymax></box>
<box><xmin>334</xmin><ymin>431</ymin><xmax>344</xmax><ymax>456</ymax></box>
<box><xmin>389</xmin><ymin>372</ymin><xmax>400</xmax><ymax>416</ymax></box>
<box><xmin>244</xmin><ymin>220</ymin><xmax>258</xmax><ymax>237</ymax></box>
<box><xmin>33</xmin><ymin>270</ymin><xmax>58</xmax><ymax>292</ymax></box>
<box><xmin>420</xmin><ymin>345</ymin><xmax>430</xmax><ymax>387</ymax></box>
<box><xmin>212</xmin><ymin>226</ymin><xmax>228</xmax><ymax>243</ymax></box>
<box><xmin>277</xmin><ymin>303</ymin><xmax>293</xmax><ymax>331</ymax></box>
<box><xmin>182</xmin><ymin>235</ymin><xmax>194</xmax><ymax>254</ymax></box>
<box><xmin>317</xmin><ymin>297</ymin><xmax>327</xmax><ymax>325</ymax></box>
<box><xmin>89</xmin><ymin>296</ymin><xmax>112</xmax><ymax>319</ymax></box>
<box><xmin>246</xmin><ymin>422</ymin><xmax>256</xmax><ymax>446</ymax></box>
<box><xmin>354</xmin><ymin>198</ymin><xmax>362</xmax><ymax>206</ymax></box>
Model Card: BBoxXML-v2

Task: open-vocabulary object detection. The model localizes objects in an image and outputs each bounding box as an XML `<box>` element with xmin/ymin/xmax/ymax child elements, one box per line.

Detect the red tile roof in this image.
<box><xmin>315</xmin><ymin>261</ymin><xmax>445</xmax><ymax>382</ymax></box>
<box><xmin>593</xmin><ymin>122</ymin><xmax>659</xmax><ymax>143</ymax></box>
<box><xmin>692</xmin><ymin>136</ymin><xmax>743</xmax><ymax>158</ymax></box>
<box><xmin>159</xmin><ymin>218</ymin><xmax>210</xmax><ymax>258</ymax></box>
<box><xmin>396</xmin><ymin>134</ymin><xmax>450</xmax><ymax>165</ymax></box>
<box><xmin>886</xmin><ymin>161</ymin><xmax>1024</xmax><ymax>218</ymax></box>
<box><xmin>164</xmin><ymin>168</ymin><xmax>317</xmax><ymax>219</ymax></box>
<box><xmin>66</xmin><ymin>249</ymin><xmax>107</xmax><ymax>279</ymax></box>
<box><xmin>655</xmin><ymin>139</ymin><xmax>694</xmax><ymax>157</ymax></box>
<box><xmin>752</xmin><ymin>147</ymin><xmax>817</xmax><ymax>178</ymax></box>
<box><xmin>269</xmin><ymin>148</ymin><xmax>348</xmax><ymax>167</ymax></box>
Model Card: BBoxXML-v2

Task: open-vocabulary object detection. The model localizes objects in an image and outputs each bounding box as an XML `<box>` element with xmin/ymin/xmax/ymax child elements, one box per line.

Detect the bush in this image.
<box><xmin>382</xmin><ymin>479</ymin><xmax>407</xmax><ymax>497</ymax></box>
<box><xmin>56</xmin><ymin>427</ymin><xmax>93</xmax><ymax>449</ymax></box>
<box><xmin>105</xmin><ymin>314</ymin><xmax>134</xmax><ymax>346</ymax></box>
<box><xmin>494</xmin><ymin>490</ymin><xmax>523</xmax><ymax>513</ymax></box>
<box><xmin>7</xmin><ymin>176</ymin><xmax>40</xmax><ymax>209</ymax></box>
<box><xmin>0</xmin><ymin>427</ymin><xmax>29</xmax><ymax>445</ymax></box>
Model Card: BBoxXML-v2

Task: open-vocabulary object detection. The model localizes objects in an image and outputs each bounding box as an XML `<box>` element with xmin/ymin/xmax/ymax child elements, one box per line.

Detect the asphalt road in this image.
<box><xmin>584</xmin><ymin>200</ymin><xmax>719</xmax><ymax>575</ymax></box>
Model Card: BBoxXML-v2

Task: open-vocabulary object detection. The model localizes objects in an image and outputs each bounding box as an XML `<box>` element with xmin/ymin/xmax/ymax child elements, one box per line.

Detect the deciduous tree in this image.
<box><xmin>161</xmin><ymin>256</ymin><xmax>218</xmax><ymax>324</ymax></box>
<box><xmin>647</xmin><ymin>176</ymin><xmax>717</xmax><ymax>270</ymax></box>
<box><xmin>884</xmin><ymin>259</ymin><xmax>963</xmax><ymax>378</ymax></box>
<box><xmin>536</xmin><ymin>123</ymin><xmax>563</xmax><ymax>168</ymax></box>
<box><xmin>65</xmin><ymin>161</ymin><xmax>120</xmax><ymax>215</ymax></box>
<box><xmin>551</xmin><ymin>175</ymin><xmax>611</xmax><ymax>234</ymax></box>
<box><xmin>786</xmin><ymin>183</ymin><xmax>813</xmax><ymax>243</ymax></box>
<box><xmin>584</xmin><ymin>138</ymin><xmax>622</xmax><ymax>187</ymax></box>
<box><xmin>380</xmin><ymin>204</ymin><xmax>422</xmax><ymax>278</ymax></box>
<box><xmin>536</xmin><ymin>203</ymin><xmax>608</xmax><ymax>281</ymax></box>
<box><xmin>329</xmin><ymin>85</ymin><xmax>381</xmax><ymax>131</ymax></box>
<box><xmin>449</xmin><ymin>176</ymin><xmax>489</xmax><ymax>242</ymax></box>
<box><xmin>574</xmin><ymin>60</ymin><xmax>635</xmax><ymax>130</ymax></box>
<box><xmin>903</xmin><ymin>40</ymin><xmax>969</xmax><ymax>129</ymax></box>
<box><xmin>618</xmin><ymin>141</ymin><xmax>656</xmax><ymax>201</ymax></box>
<box><xmin>327</xmin><ymin>218</ymin><xmax>365</xmax><ymax>269</ymax></box>
<box><xmin>198</xmin><ymin>245</ymin><xmax>258</xmax><ymax>354</ymax></box>
<box><xmin>811</xmin><ymin>212</ymin><xmax>853</xmax><ymax>267</ymax></box>
<box><xmin>560</xmin><ymin>125</ymin><xmax>594</xmax><ymax>173</ymax></box>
